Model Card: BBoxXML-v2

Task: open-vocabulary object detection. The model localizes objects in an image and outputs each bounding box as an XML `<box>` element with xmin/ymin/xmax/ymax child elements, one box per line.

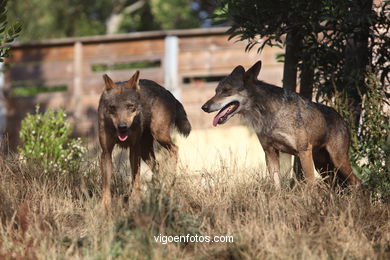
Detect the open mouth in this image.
<box><xmin>212</xmin><ymin>101</ymin><xmax>240</xmax><ymax>127</ymax></box>
<box><xmin>117</xmin><ymin>131</ymin><xmax>128</xmax><ymax>142</ymax></box>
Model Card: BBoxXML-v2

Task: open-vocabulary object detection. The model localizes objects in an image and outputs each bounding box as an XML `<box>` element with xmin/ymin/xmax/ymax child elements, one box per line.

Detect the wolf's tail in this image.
<box><xmin>174</xmin><ymin>101</ymin><xmax>191</xmax><ymax>137</ymax></box>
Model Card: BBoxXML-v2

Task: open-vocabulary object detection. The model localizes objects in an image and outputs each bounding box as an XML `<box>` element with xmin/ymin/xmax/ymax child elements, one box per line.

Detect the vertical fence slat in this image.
<box><xmin>73</xmin><ymin>41</ymin><xmax>83</xmax><ymax>120</ymax></box>
<box><xmin>164</xmin><ymin>36</ymin><xmax>180</xmax><ymax>99</ymax></box>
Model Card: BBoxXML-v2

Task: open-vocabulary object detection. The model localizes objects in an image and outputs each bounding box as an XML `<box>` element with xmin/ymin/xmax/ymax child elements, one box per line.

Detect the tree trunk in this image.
<box><xmin>300</xmin><ymin>63</ymin><xmax>314</xmax><ymax>100</ymax></box>
<box><xmin>283</xmin><ymin>30</ymin><xmax>302</xmax><ymax>179</ymax></box>
<box><xmin>282</xmin><ymin>31</ymin><xmax>300</xmax><ymax>92</ymax></box>
<box><xmin>296</xmin><ymin>60</ymin><xmax>315</xmax><ymax>180</ymax></box>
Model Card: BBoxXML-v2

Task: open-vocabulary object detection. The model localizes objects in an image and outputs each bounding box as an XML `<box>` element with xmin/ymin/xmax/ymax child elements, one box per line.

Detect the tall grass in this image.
<box><xmin>0</xmin><ymin>152</ymin><xmax>389</xmax><ymax>259</ymax></box>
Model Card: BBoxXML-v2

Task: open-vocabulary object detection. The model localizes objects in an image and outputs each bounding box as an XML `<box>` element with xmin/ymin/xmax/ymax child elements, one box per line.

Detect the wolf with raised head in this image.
<box><xmin>98</xmin><ymin>71</ymin><xmax>191</xmax><ymax>207</ymax></box>
<box><xmin>201</xmin><ymin>61</ymin><xmax>361</xmax><ymax>188</ymax></box>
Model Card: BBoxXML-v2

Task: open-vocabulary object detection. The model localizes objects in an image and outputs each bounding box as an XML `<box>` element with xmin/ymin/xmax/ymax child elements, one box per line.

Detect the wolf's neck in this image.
<box><xmin>240</xmin><ymin>95</ymin><xmax>267</xmax><ymax>133</ymax></box>
<box><xmin>240</xmin><ymin>83</ymin><xmax>281</xmax><ymax>133</ymax></box>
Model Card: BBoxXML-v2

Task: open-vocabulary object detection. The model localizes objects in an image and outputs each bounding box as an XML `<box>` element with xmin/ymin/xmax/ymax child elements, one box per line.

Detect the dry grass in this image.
<box><xmin>176</xmin><ymin>126</ymin><xmax>295</xmax><ymax>176</ymax></box>
<box><xmin>0</xmin><ymin>146</ymin><xmax>389</xmax><ymax>260</ymax></box>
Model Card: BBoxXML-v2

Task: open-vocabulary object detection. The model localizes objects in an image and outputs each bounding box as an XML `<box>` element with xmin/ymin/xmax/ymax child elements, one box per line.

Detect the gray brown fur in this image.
<box><xmin>98</xmin><ymin>71</ymin><xmax>191</xmax><ymax>207</ymax></box>
<box><xmin>202</xmin><ymin>61</ymin><xmax>361</xmax><ymax>188</ymax></box>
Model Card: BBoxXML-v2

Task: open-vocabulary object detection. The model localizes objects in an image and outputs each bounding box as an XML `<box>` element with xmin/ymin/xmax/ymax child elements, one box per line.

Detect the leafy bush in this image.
<box><xmin>18</xmin><ymin>105</ymin><xmax>86</xmax><ymax>177</ymax></box>
<box><xmin>329</xmin><ymin>73</ymin><xmax>390</xmax><ymax>200</ymax></box>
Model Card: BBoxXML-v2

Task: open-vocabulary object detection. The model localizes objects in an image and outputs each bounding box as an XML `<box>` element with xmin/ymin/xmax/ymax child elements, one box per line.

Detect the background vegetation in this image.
<box><xmin>7</xmin><ymin>0</ymin><xmax>217</xmax><ymax>41</ymax></box>
<box><xmin>0</xmin><ymin>0</ymin><xmax>21</xmax><ymax>61</ymax></box>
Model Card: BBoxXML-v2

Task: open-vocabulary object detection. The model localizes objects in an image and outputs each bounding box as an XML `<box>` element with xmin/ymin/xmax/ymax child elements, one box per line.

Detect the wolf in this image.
<box><xmin>201</xmin><ymin>60</ymin><xmax>361</xmax><ymax>188</ymax></box>
<box><xmin>98</xmin><ymin>71</ymin><xmax>191</xmax><ymax>207</ymax></box>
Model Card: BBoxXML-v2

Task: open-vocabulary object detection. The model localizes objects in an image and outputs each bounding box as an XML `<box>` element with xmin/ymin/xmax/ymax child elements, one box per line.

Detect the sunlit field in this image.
<box><xmin>1</xmin><ymin>127</ymin><xmax>389</xmax><ymax>259</ymax></box>
<box><xmin>177</xmin><ymin>126</ymin><xmax>296</xmax><ymax>176</ymax></box>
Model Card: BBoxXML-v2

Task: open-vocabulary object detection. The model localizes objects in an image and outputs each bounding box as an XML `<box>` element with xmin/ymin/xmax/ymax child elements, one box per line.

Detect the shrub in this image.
<box><xmin>329</xmin><ymin>73</ymin><xmax>390</xmax><ymax>200</ymax></box>
<box><xmin>18</xmin><ymin>105</ymin><xmax>86</xmax><ymax>177</ymax></box>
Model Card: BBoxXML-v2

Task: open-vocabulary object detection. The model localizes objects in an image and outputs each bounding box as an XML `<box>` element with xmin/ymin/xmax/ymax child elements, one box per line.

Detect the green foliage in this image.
<box><xmin>91</xmin><ymin>60</ymin><xmax>160</xmax><ymax>72</ymax></box>
<box><xmin>214</xmin><ymin>0</ymin><xmax>319</xmax><ymax>51</ymax></box>
<box><xmin>216</xmin><ymin>0</ymin><xmax>389</xmax><ymax>98</ymax></box>
<box><xmin>118</xmin><ymin>1</ymin><xmax>160</xmax><ymax>33</ymax></box>
<box><xmin>18</xmin><ymin>105</ymin><xmax>86</xmax><ymax>177</ymax></box>
<box><xmin>8</xmin><ymin>0</ymin><xmax>216</xmax><ymax>41</ymax></box>
<box><xmin>151</xmin><ymin>0</ymin><xmax>199</xmax><ymax>29</ymax></box>
<box><xmin>7</xmin><ymin>0</ymin><xmax>111</xmax><ymax>41</ymax></box>
<box><xmin>119</xmin><ymin>0</ymin><xmax>215</xmax><ymax>32</ymax></box>
<box><xmin>354</xmin><ymin>74</ymin><xmax>390</xmax><ymax>200</ymax></box>
<box><xmin>0</xmin><ymin>0</ymin><xmax>21</xmax><ymax>62</ymax></box>
<box><xmin>329</xmin><ymin>73</ymin><xmax>390</xmax><ymax>200</ymax></box>
<box><xmin>9</xmin><ymin>85</ymin><xmax>67</xmax><ymax>97</ymax></box>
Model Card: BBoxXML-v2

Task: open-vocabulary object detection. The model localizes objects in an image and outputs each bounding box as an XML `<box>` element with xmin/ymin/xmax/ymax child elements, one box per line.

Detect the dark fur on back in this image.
<box><xmin>138</xmin><ymin>79</ymin><xmax>191</xmax><ymax>137</ymax></box>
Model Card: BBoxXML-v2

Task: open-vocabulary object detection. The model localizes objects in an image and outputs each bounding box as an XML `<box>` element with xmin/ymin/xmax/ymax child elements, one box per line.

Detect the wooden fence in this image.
<box><xmin>4</xmin><ymin>27</ymin><xmax>283</xmax><ymax>147</ymax></box>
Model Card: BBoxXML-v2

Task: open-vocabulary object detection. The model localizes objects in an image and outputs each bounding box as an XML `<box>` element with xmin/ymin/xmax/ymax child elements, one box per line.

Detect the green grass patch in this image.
<box><xmin>92</xmin><ymin>60</ymin><xmax>161</xmax><ymax>72</ymax></box>
<box><xmin>9</xmin><ymin>85</ymin><xmax>68</xmax><ymax>97</ymax></box>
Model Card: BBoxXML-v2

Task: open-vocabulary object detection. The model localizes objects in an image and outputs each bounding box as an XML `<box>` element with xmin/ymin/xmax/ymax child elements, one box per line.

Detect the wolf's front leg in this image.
<box><xmin>264</xmin><ymin>147</ymin><xmax>281</xmax><ymax>189</ymax></box>
<box><xmin>130</xmin><ymin>144</ymin><xmax>141</xmax><ymax>196</ymax></box>
<box><xmin>298</xmin><ymin>148</ymin><xmax>315</xmax><ymax>186</ymax></box>
<box><xmin>101</xmin><ymin>149</ymin><xmax>113</xmax><ymax>209</ymax></box>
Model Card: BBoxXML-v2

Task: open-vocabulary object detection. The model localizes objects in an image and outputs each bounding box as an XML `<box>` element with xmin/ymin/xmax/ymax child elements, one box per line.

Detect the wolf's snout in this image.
<box><xmin>201</xmin><ymin>103</ymin><xmax>210</xmax><ymax>113</ymax></box>
<box><xmin>117</xmin><ymin>122</ymin><xmax>129</xmax><ymax>142</ymax></box>
<box><xmin>117</xmin><ymin>122</ymin><xmax>128</xmax><ymax>132</ymax></box>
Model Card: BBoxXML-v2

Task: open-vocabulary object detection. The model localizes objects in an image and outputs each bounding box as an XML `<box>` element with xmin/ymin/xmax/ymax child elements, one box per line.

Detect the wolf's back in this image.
<box><xmin>139</xmin><ymin>79</ymin><xmax>191</xmax><ymax>137</ymax></box>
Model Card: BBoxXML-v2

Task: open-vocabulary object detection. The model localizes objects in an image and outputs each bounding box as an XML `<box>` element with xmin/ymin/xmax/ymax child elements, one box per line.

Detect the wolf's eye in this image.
<box><xmin>221</xmin><ymin>88</ymin><xmax>230</xmax><ymax>94</ymax></box>
<box><xmin>126</xmin><ymin>104</ymin><xmax>135</xmax><ymax>111</ymax></box>
<box><xmin>108</xmin><ymin>105</ymin><xmax>116</xmax><ymax>113</ymax></box>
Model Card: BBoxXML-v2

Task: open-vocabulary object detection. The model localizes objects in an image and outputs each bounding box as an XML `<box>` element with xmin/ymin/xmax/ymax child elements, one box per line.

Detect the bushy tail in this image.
<box><xmin>175</xmin><ymin>101</ymin><xmax>191</xmax><ymax>137</ymax></box>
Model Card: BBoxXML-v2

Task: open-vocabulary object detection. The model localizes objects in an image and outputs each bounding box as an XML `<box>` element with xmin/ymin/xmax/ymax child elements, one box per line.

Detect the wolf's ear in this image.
<box><xmin>103</xmin><ymin>74</ymin><xmax>116</xmax><ymax>90</ymax></box>
<box><xmin>231</xmin><ymin>65</ymin><xmax>245</xmax><ymax>80</ymax></box>
<box><xmin>125</xmin><ymin>70</ymin><xmax>140</xmax><ymax>91</ymax></box>
<box><xmin>245</xmin><ymin>60</ymin><xmax>262</xmax><ymax>82</ymax></box>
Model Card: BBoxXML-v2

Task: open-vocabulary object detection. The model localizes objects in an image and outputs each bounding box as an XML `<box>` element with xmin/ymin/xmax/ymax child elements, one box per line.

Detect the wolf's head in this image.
<box><xmin>201</xmin><ymin>60</ymin><xmax>262</xmax><ymax>126</ymax></box>
<box><xmin>100</xmin><ymin>71</ymin><xmax>142</xmax><ymax>142</ymax></box>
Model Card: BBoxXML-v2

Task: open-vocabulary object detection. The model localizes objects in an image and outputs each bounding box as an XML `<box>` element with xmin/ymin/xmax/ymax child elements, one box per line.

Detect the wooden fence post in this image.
<box><xmin>164</xmin><ymin>35</ymin><xmax>180</xmax><ymax>99</ymax></box>
<box><xmin>73</xmin><ymin>41</ymin><xmax>83</xmax><ymax>120</ymax></box>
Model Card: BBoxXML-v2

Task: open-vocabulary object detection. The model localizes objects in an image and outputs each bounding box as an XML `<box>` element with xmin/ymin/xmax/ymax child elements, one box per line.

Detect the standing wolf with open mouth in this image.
<box><xmin>98</xmin><ymin>71</ymin><xmax>191</xmax><ymax>207</ymax></box>
<box><xmin>201</xmin><ymin>61</ymin><xmax>361</xmax><ymax>189</ymax></box>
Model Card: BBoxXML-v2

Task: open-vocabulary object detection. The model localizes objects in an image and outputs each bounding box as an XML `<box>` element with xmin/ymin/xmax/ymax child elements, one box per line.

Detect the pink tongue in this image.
<box><xmin>212</xmin><ymin>107</ymin><xmax>230</xmax><ymax>127</ymax></box>
<box><xmin>118</xmin><ymin>134</ymin><xmax>128</xmax><ymax>142</ymax></box>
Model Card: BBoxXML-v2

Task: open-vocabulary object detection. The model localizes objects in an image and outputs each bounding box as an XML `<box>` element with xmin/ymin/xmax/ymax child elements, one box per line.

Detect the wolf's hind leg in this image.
<box><xmin>326</xmin><ymin>143</ymin><xmax>361</xmax><ymax>187</ymax></box>
<box><xmin>141</xmin><ymin>131</ymin><xmax>158</xmax><ymax>172</ymax></box>
<box><xmin>157</xmin><ymin>139</ymin><xmax>178</xmax><ymax>165</ymax></box>
<box><xmin>152</xmin><ymin>126</ymin><xmax>178</xmax><ymax>165</ymax></box>
<box><xmin>313</xmin><ymin>148</ymin><xmax>337</xmax><ymax>186</ymax></box>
